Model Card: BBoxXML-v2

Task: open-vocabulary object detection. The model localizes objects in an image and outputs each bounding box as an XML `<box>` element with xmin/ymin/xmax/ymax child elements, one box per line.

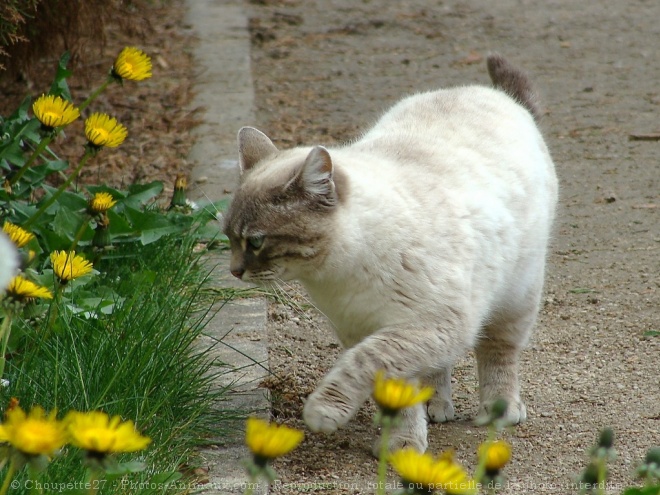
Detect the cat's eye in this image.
<box><xmin>247</xmin><ymin>235</ymin><xmax>265</xmax><ymax>250</ymax></box>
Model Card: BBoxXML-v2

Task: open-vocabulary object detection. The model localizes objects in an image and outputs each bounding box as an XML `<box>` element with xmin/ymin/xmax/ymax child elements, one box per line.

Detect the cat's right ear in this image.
<box><xmin>237</xmin><ymin>127</ymin><xmax>278</xmax><ymax>175</ymax></box>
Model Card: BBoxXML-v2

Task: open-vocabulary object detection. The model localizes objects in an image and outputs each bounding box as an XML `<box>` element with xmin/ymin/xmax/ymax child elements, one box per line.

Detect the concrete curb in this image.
<box><xmin>184</xmin><ymin>1</ymin><xmax>270</xmax><ymax>494</ymax></box>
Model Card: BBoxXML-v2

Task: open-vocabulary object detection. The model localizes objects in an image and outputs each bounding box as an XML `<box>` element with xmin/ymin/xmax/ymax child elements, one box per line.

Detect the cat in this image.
<box><xmin>0</xmin><ymin>232</ymin><xmax>19</xmax><ymax>291</ymax></box>
<box><xmin>223</xmin><ymin>54</ymin><xmax>558</xmax><ymax>453</ymax></box>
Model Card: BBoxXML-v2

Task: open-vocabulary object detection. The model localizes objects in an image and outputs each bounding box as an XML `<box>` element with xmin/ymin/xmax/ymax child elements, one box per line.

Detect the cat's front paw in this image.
<box><xmin>303</xmin><ymin>390</ymin><xmax>355</xmax><ymax>434</ymax></box>
<box><xmin>481</xmin><ymin>398</ymin><xmax>527</xmax><ymax>425</ymax></box>
<box><xmin>427</xmin><ymin>396</ymin><xmax>455</xmax><ymax>423</ymax></box>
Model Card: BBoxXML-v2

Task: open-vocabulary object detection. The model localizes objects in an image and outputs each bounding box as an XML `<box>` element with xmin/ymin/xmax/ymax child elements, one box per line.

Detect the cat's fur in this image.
<box><xmin>0</xmin><ymin>232</ymin><xmax>19</xmax><ymax>291</ymax></box>
<box><xmin>223</xmin><ymin>55</ymin><xmax>558</xmax><ymax>453</ymax></box>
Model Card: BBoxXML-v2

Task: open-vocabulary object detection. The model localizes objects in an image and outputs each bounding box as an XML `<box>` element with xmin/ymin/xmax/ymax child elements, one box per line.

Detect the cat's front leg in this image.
<box><xmin>303</xmin><ymin>325</ymin><xmax>467</xmax><ymax>439</ymax></box>
<box><xmin>303</xmin><ymin>375</ymin><xmax>368</xmax><ymax>434</ymax></box>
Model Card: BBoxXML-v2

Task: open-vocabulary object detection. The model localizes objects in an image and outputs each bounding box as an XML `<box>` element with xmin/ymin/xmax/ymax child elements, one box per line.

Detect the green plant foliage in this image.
<box><xmin>0</xmin><ymin>48</ymin><xmax>234</xmax><ymax>494</ymax></box>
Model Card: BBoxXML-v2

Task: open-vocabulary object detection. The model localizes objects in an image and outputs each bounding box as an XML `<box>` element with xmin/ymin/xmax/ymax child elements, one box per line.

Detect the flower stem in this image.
<box><xmin>9</xmin><ymin>135</ymin><xmax>53</xmax><ymax>187</ymax></box>
<box><xmin>44</xmin><ymin>284</ymin><xmax>63</xmax><ymax>336</ymax></box>
<box><xmin>595</xmin><ymin>458</ymin><xmax>607</xmax><ymax>495</ymax></box>
<box><xmin>78</xmin><ymin>78</ymin><xmax>112</xmax><ymax>114</ymax></box>
<box><xmin>377</xmin><ymin>417</ymin><xmax>392</xmax><ymax>495</ymax></box>
<box><xmin>24</xmin><ymin>151</ymin><xmax>93</xmax><ymax>229</ymax></box>
<box><xmin>28</xmin><ymin>464</ymin><xmax>42</xmax><ymax>495</ymax></box>
<box><xmin>243</xmin><ymin>474</ymin><xmax>257</xmax><ymax>495</ymax></box>
<box><xmin>0</xmin><ymin>311</ymin><xmax>14</xmax><ymax>381</ymax></box>
<box><xmin>87</xmin><ymin>468</ymin><xmax>100</xmax><ymax>495</ymax></box>
<box><xmin>70</xmin><ymin>215</ymin><xmax>92</xmax><ymax>252</ymax></box>
<box><xmin>0</xmin><ymin>459</ymin><xmax>17</xmax><ymax>495</ymax></box>
<box><xmin>473</xmin><ymin>426</ymin><xmax>497</xmax><ymax>486</ymax></box>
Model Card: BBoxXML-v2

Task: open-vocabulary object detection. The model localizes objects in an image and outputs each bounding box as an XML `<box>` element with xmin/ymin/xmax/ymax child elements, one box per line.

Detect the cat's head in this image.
<box><xmin>222</xmin><ymin>127</ymin><xmax>344</xmax><ymax>282</ymax></box>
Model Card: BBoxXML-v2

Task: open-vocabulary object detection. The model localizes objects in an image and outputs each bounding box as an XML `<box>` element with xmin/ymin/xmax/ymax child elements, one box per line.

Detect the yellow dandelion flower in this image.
<box><xmin>389</xmin><ymin>448</ymin><xmax>446</xmax><ymax>490</ymax></box>
<box><xmin>65</xmin><ymin>410</ymin><xmax>151</xmax><ymax>455</ymax></box>
<box><xmin>0</xmin><ymin>405</ymin><xmax>67</xmax><ymax>456</ymax></box>
<box><xmin>245</xmin><ymin>417</ymin><xmax>304</xmax><ymax>462</ymax></box>
<box><xmin>2</xmin><ymin>221</ymin><xmax>34</xmax><ymax>248</ymax></box>
<box><xmin>112</xmin><ymin>47</ymin><xmax>152</xmax><ymax>81</ymax></box>
<box><xmin>435</xmin><ymin>450</ymin><xmax>478</xmax><ymax>495</ymax></box>
<box><xmin>50</xmin><ymin>251</ymin><xmax>93</xmax><ymax>283</ymax></box>
<box><xmin>390</xmin><ymin>449</ymin><xmax>477</xmax><ymax>495</ymax></box>
<box><xmin>32</xmin><ymin>94</ymin><xmax>80</xmax><ymax>129</ymax></box>
<box><xmin>89</xmin><ymin>192</ymin><xmax>117</xmax><ymax>214</ymax></box>
<box><xmin>478</xmin><ymin>440</ymin><xmax>512</xmax><ymax>472</ymax></box>
<box><xmin>372</xmin><ymin>371</ymin><xmax>434</xmax><ymax>415</ymax></box>
<box><xmin>85</xmin><ymin>113</ymin><xmax>128</xmax><ymax>148</ymax></box>
<box><xmin>5</xmin><ymin>276</ymin><xmax>53</xmax><ymax>301</ymax></box>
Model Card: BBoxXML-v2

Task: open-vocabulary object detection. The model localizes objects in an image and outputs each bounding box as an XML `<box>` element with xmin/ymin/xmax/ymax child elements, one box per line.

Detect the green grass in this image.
<box><xmin>0</xmin><ymin>234</ymin><xmax>244</xmax><ymax>494</ymax></box>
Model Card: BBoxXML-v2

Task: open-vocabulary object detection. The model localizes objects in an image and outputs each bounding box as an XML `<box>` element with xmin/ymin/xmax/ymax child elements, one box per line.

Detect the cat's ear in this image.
<box><xmin>237</xmin><ymin>127</ymin><xmax>278</xmax><ymax>175</ymax></box>
<box><xmin>295</xmin><ymin>146</ymin><xmax>336</xmax><ymax>205</ymax></box>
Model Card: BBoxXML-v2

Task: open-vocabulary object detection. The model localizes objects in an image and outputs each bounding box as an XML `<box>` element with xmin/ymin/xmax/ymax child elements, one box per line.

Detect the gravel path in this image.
<box><xmin>245</xmin><ymin>1</ymin><xmax>660</xmax><ymax>493</ymax></box>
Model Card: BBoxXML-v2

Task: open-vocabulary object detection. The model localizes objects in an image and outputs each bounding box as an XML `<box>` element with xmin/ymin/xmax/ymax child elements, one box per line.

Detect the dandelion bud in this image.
<box><xmin>580</xmin><ymin>462</ymin><xmax>601</xmax><ymax>486</ymax></box>
<box><xmin>92</xmin><ymin>214</ymin><xmax>112</xmax><ymax>249</ymax></box>
<box><xmin>646</xmin><ymin>447</ymin><xmax>660</xmax><ymax>466</ymax></box>
<box><xmin>597</xmin><ymin>428</ymin><xmax>614</xmax><ymax>450</ymax></box>
<box><xmin>169</xmin><ymin>174</ymin><xmax>189</xmax><ymax>209</ymax></box>
<box><xmin>489</xmin><ymin>399</ymin><xmax>508</xmax><ymax>420</ymax></box>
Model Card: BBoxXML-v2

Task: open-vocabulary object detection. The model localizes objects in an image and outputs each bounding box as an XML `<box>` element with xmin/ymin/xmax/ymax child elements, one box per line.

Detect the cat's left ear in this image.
<box><xmin>237</xmin><ymin>127</ymin><xmax>278</xmax><ymax>175</ymax></box>
<box><xmin>295</xmin><ymin>146</ymin><xmax>336</xmax><ymax>206</ymax></box>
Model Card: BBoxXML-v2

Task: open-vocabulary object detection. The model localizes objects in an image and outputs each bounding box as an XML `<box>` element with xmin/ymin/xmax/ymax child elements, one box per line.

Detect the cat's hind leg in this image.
<box><xmin>371</xmin><ymin>403</ymin><xmax>428</xmax><ymax>457</ymax></box>
<box><xmin>475</xmin><ymin>305</ymin><xmax>539</xmax><ymax>424</ymax></box>
<box><xmin>425</xmin><ymin>367</ymin><xmax>456</xmax><ymax>423</ymax></box>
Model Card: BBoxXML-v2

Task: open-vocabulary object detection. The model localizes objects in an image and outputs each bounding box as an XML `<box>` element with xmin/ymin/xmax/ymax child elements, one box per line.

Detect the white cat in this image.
<box><xmin>0</xmin><ymin>232</ymin><xmax>19</xmax><ymax>291</ymax></box>
<box><xmin>223</xmin><ymin>55</ymin><xmax>558</xmax><ymax>452</ymax></box>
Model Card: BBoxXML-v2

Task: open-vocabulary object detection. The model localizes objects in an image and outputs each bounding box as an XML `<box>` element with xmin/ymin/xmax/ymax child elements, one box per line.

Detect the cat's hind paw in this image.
<box><xmin>302</xmin><ymin>390</ymin><xmax>355</xmax><ymax>434</ymax></box>
<box><xmin>371</xmin><ymin>404</ymin><xmax>428</xmax><ymax>457</ymax></box>
<box><xmin>427</xmin><ymin>396</ymin><xmax>455</xmax><ymax>423</ymax></box>
<box><xmin>480</xmin><ymin>398</ymin><xmax>527</xmax><ymax>425</ymax></box>
<box><xmin>371</xmin><ymin>430</ymin><xmax>428</xmax><ymax>458</ymax></box>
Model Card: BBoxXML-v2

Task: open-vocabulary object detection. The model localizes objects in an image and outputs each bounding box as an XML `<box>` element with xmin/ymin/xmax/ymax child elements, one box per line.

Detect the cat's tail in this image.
<box><xmin>486</xmin><ymin>54</ymin><xmax>541</xmax><ymax>120</ymax></box>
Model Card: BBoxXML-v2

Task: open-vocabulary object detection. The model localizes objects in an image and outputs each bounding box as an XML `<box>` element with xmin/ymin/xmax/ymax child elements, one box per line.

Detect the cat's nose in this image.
<box><xmin>230</xmin><ymin>268</ymin><xmax>245</xmax><ymax>279</ymax></box>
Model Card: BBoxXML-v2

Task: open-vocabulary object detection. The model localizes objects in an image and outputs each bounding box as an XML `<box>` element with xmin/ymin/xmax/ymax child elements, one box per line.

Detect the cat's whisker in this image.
<box><xmin>277</xmin><ymin>279</ymin><xmax>332</xmax><ymax>323</ymax></box>
<box><xmin>269</xmin><ymin>279</ymin><xmax>307</xmax><ymax>320</ymax></box>
<box><xmin>191</xmin><ymin>185</ymin><xmax>224</xmax><ymax>222</ymax></box>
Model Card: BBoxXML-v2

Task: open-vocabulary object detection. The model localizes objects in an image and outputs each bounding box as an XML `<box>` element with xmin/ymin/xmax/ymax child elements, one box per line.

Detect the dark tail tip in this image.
<box><xmin>487</xmin><ymin>54</ymin><xmax>541</xmax><ymax>120</ymax></box>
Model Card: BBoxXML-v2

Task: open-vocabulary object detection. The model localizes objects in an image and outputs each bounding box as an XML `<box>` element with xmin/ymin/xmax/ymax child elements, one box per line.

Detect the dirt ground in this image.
<box><xmin>244</xmin><ymin>0</ymin><xmax>660</xmax><ymax>493</ymax></box>
<box><xmin>0</xmin><ymin>1</ymin><xmax>196</xmax><ymax>194</ymax></box>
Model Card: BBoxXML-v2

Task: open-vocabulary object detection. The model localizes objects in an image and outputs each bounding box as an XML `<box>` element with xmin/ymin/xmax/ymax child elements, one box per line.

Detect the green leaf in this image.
<box><xmin>40</xmin><ymin>185</ymin><xmax>89</xmax><ymax>211</ymax></box>
<box><xmin>569</xmin><ymin>288</ymin><xmax>596</xmax><ymax>294</ymax></box>
<box><xmin>0</xmin><ymin>140</ymin><xmax>27</xmax><ymax>167</ymax></box>
<box><xmin>86</xmin><ymin>184</ymin><xmax>127</xmax><ymax>201</ymax></box>
<box><xmin>49</xmin><ymin>52</ymin><xmax>73</xmax><ymax>101</ymax></box>
<box><xmin>0</xmin><ymin>118</ymin><xmax>40</xmax><ymax>164</ymax></box>
<box><xmin>124</xmin><ymin>181</ymin><xmax>164</xmax><ymax>207</ymax></box>
<box><xmin>150</xmin><ymin>471</ymin><xmax>183</xmax><ymax>485</ymax></box>
<box><xmin>53</xmin><ymin>205</ymin><xmax>87</xmax><ymax>242</ymax></box>
<box><xmin>123</xmin><ymin>206</ymin><xmax>186</xmax><ymax>245</ymax></box>
<box><xmin>74</xmin><ymin>297</ymin><xmax>121</xmax><ymax>316</ymax></box>
<box><xmin>104</xmin><ymin>460</ymin><xmax>148</xmax><ymax>476</ymax></box>
<box><xmin>141</xmin><ymin>224</ymin><xmax>184</xmax><ymax>245</ymax></box>
<box><xmin>622</xmin><ymin>486</ymin><xmax>660</xmax><ymax>495</ymax></box>
<box><xmin>6</xmin><ymin>200</ymin><xmax>38</xmax><ymax>223</ymax></box>
<box><xmin>23</xmin><ymin>159</ymin><xmax>69</xmax><ymax>183</ymax></box>
<box><xmin>106</xmin><ymin>209</ymin><xmax>135</xmax><ymax>236</ymax></box>
<box><xmin>193</xmin><ymin>223</ymin><xmax>224</xmax><ymax>243</ymax></box>
<box><xmin>643</xmin><ymin>330</ymin><xmax>659</xmax><ymax>338</ymax></box>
